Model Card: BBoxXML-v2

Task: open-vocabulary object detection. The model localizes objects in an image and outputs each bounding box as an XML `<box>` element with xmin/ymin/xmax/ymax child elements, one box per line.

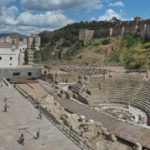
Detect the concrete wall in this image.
<box><xmin>0</xmin><ymin>67</ymin><xmax>41</xmax><ymax>80</ymax></box>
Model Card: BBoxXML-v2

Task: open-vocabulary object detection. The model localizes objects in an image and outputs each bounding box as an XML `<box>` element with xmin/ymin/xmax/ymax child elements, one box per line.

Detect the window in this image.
<box><xmin>28</xmin><ymin>72</ymin><xmax>32</xmax><ymax>76</ymax></box>
<box><xmin>10</xmin><ymin>57</ymin><xmax>12</xmax><ymax>60</ymax></box>
<box><xmin>13</xmin><ymin>72</ymin><xmax>20</xmax><ymax>76</ymax></box>
<box><xmin>10</xmin><ymin>63</ymin><xmax>12</xmax><ymax>66</ymax></box>
<box><xmin>0</xmin><ymin>57</ymin><xmax>2</xmax><ymax>60</ymax></box>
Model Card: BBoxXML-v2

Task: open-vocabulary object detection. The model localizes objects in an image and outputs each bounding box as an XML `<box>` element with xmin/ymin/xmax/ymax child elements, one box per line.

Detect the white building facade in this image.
<box><xmin>0</xmin><ymin>44</ymin><xmax>20</xmax><ymax>68</ymax></box>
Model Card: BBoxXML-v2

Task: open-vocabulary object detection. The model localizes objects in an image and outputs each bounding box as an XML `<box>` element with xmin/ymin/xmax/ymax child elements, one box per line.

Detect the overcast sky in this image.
<box><xmin>0</xmin><ymin>0</ymin><xmax>149</xmax><ymax>35</ymax></box>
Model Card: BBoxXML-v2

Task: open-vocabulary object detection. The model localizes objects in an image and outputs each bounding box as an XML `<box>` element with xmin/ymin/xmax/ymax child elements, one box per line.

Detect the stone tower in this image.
<box><xmin>144</xmin><ymin>24</ymin><xmax>147</xmax><ymax>37</ymax></box>
<box><xmin>79</xmin><ymin>29</ymin><xmax>95</xmax><ymax>46</ymax></box>
<box><xmin>26</xmin><ymin>34</ymin><xmax>41</xmax><ymax>65</ymax></box>
<box><xmin>109</xmin><ymin>28</ymin><xmax>113</xmax><ymax>37</ymax></box>
<box><xmin>34</xmin><ymin>36</ymin><xmax>41</xmax><ymax>51</ymax></box>
<box><xmin>121</xmin><ymin>27</ymin><xmax>125</xmax><ymax>36</ymax></box>
<box><xmin>27</xmin><ymin>37</ymin><xmax>34</xmax><ymax>65</ymax></box>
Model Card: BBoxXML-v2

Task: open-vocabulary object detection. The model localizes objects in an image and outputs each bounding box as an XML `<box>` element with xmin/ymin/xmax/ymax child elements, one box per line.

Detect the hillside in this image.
<box><xmin>0</xmin><ymin>32</ymin><xmax>27</xmax><ymax>40</ymax></box>
<box><xmin>36</xmin><ymin>19</ymin><xmax>150</xmax><ymax>69</ymax></box>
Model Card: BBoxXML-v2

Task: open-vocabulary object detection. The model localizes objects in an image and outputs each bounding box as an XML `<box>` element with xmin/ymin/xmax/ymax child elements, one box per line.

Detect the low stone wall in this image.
<box><xmin>0</xmin><ymin>66</ymin><xmax>41</xmax><ymax>80</ymax></box>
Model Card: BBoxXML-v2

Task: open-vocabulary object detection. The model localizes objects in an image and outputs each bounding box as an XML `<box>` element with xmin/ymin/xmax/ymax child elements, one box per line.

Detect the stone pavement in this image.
<box><xmin>0</xmin><ymin>82</ymin><xmax>80</xmax><ymax>150</ymax></box>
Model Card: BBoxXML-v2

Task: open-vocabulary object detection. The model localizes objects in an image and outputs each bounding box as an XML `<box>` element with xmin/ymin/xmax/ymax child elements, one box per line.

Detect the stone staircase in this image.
<box><xmin>88</xmin><ymin>74</ymin><xmax>150</xmax><ymax>124</ymax></box>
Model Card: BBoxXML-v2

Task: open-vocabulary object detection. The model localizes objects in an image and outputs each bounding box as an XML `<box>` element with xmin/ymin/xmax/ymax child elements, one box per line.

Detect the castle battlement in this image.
<box><xmin>79</xmin><ymin>18</ymin><xmax>150</xmax><ymax>45</ymax></box>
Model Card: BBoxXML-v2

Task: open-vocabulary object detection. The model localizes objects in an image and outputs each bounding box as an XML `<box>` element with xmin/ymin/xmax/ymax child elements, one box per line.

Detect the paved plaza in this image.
<box><xmin>0</xmin><ymin>81</ymin><xmax>80</xmax><ymax>150</ymax></box>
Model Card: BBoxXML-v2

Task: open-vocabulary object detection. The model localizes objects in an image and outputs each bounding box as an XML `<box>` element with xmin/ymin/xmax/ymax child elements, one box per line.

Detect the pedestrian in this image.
<box><xmin>4</xmin><ymin>97</ymin><xmax>7</xmax><ymax>103</ymax></box>
<box><xmin>36</xmin><ymin>131</ymin><xmax>40</xmax><ymax>139</ymax></box>
<box><xmin>39</xmin><ymin>111</ymin><xmax>42</xmax><ymax>120</ymax></box>
<box><xmin>18</xmin><ymin>134</ymin><xmax>24</xmax><ymax>145</ymax></box>
<box><xmin>4</xmin><ymin>104</ymin><xmax>7</xmax><ymax>112</ymax></box>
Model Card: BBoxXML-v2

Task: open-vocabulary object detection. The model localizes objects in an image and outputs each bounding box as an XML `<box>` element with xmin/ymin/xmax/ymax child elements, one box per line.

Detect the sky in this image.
<box><xmin>0</xmin><ymin>0</ymin><xmax>149</xmax><ymax>35</ymax></box>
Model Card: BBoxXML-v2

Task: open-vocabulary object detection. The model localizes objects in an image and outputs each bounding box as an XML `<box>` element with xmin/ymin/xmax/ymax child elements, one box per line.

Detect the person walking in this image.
<box><xmin>4</xmin><ymin>103</ymin><xmax>7</xmax><ymax>112</ymax></box>
<box><xmin>18</xmin><ymin>134</ymin><xmax>24</xmax><ymax>145</ymax></box>
<box><xmin>4</xmin><ymin>97</ymin><xmax>7</xmax><ymax>104</ymax></box>
<box><xmin>36</xmin><ymin>131</ymin><xmax>40</xmax><ymax>139</ymax></box>
<box><xmin>39</xmin><ymin>111</ymin><xmax>42</xmax><ymax>120</ymax></box>
<box><xmin>3</xmin><ymin>97</ymin><xmax>8</xmax><ymax>112</ymax></box>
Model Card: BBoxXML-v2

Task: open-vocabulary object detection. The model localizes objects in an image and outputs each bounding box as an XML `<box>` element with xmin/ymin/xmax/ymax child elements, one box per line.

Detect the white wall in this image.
<box><xmin>0</xmin><ymin>48</ymin><xmax>20</xmax><ymax>68</ymax></box>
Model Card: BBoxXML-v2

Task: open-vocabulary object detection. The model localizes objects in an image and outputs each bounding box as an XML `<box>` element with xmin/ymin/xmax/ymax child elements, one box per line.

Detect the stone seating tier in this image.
<box><xmin>87</xmin><ymin>74</ymin><xmax>150</xmax><ymax>125</ymax></box>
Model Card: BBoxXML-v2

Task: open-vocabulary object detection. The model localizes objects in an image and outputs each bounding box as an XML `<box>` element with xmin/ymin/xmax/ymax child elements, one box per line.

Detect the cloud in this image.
<box><xmin>0</xmin><ymin>0</ymin><xmax>125</xmax><ymax>35</ymax></box>
<box><xmin>109</xmin><ymin>1</ymin><xmax>124</xmax><ymax>7</ymax></box>
<box><xmin>0</xmin><ymin>23</ymin><xmax>57</xmax><ymax>35</ymax></box>
<box><xmin>13</xmin><ymin>26</ymin><xmax>53</xmax><ymax>35</ymax></box>
<box><xmin>0</xmin><ymin>0</ymin><xmax>12</xmax><ymax>6</ymax></box>
<box><xmin>0</xmin><ymin>9</ymin><xmax>74</xmax><ymax>35</ymax></box>
<box><xmin>16</xmin><ymin>11</ymin><xmax>74</xmax><ymax>28</ymax></box>
<box><xmin>21</xmin><ymin>0</ymin><xmax>102</xmax><ymax>11</ymax></box>
<box><xmin>0</xmin><ymin>6</ymin><xmax>18</xmax><ymax>25</ymax></box>
<box><xmin>98</xmin><ymin>9</ymin><xmax>121</xmax><ymax>20</ymax></box>
<box><xmin>0</xmin><ymin>0</ymin><xmax>105</xmax><ymax>35</ymax></box>
<box><xmin>0</xmin><ymin>6</ymin><xmax>18</xmax><ymax>17</ymax></box>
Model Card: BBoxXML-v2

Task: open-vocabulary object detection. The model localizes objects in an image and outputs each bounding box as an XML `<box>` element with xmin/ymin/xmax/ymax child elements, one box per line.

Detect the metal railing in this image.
<box><xmin>39</xmin><ymin>105</ymin><xmax>94</xmax><ymax>150</ymax></box>
<box><xmin>15</xmin><ymin>84</ymin><xmax>95</xmax><ymax>150</ymax></box>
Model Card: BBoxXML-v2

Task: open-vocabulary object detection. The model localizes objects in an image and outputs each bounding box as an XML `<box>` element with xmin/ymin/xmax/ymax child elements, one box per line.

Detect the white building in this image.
<box><xmin>5</xmin><ymin>36</ymin><xmax>12</xmax><ymax>43</ymax></box>
<box><xmin>0</xmin><ymin>37</ymin><xmax>5</xmax><ymax>43</ymax></box>
<box><xmin>0</xmin><ymin>43</ymin><xmax>20</xmax><ymax>68</ymax></box>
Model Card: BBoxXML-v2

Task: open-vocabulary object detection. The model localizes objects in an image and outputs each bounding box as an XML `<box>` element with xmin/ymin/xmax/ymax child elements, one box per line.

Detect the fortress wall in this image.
<box><xmin>123</xmin><ymin>24</ymin><xmax>137</xmax><ymax>35</ymax></box>
<box><xmin>80</xmin><ymin>20</ymin><xmax>150</xmax><ymax>41</ymax></box>
<box><xmin>94</xmin><ymin>29</ymin><xmax>109</xmax><ymax>38</ymax></box>
<box><xmin>84</xmin><ymin>29</ymin><xmax>95</xmax><ymax>45</ymax></box>
<box><xmin>121</xmin><ymin>20</ymin><xmax>150</xmax><ymax>38</ymax></box>
<box><xmin>112</xmin><ymin>27</ymin><xmax>122</xmax><ymax>36</ymax></box>
<box><xmin>145</xmin><ymin>24</ymin><xmax>150</xmax><ymax>39</ymax></box>
<box><xmin>79</xmin><ymin>29</ymin><xmax>95</xmax><ymax>45</ymax></box>
<box><xmin>79</xmin><ymin>29</ymin><xmax>86</xmax><ymax>41</ymax></box>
